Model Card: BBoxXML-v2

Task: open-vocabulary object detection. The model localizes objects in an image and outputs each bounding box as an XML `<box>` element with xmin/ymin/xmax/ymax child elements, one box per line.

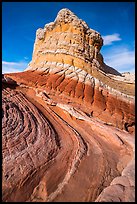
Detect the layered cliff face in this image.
<box><xmin>26</xmin><ymin>9</ymin><xmax>121</xmax><ymax>76</ymax></box>
<box><xmin>2</xmin><ymin>8</ymin><xmax>135</xmax><ymax>202</ymax></box>
<box><xmin>27</xmin><ymin>8</ymin><xmax>103</xmax><ymax>72</ymax></box>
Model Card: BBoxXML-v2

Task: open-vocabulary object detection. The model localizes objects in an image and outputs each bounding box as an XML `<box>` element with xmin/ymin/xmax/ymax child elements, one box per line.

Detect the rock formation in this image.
<box><xmin>26</xmin><ymin>8</ymin><xmax>121</xmax><ymax>76</ymax></box>
<box><xmin>2</xmin><ymin>8</ymin><xmax>135</xmax><ymax>202</ymax></box>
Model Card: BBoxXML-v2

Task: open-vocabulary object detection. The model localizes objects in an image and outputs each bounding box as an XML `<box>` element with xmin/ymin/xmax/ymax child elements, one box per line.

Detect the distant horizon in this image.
<box><xmin>2</xmin><ymin>2</ymin><xmax>135</xmax><ymax>74</ymax></box>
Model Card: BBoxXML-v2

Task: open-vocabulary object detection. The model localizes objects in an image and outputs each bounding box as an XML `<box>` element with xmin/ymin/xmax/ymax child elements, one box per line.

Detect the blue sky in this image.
<box><xmin>2</xmin><ymin>2</ymin><xmax>135</xmax><ymax>73</ymax></box>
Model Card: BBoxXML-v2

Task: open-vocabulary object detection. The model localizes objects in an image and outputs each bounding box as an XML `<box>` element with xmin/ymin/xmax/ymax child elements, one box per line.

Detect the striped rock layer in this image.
<box><xmin>26</xmin><ymin>8</ymin><xmax>121</xmax><ymax>76</ymax></box>
<box><xmin>2</xmin><ymin>8</ymin><xmax>135</xmax><ymax>202</ymax></box>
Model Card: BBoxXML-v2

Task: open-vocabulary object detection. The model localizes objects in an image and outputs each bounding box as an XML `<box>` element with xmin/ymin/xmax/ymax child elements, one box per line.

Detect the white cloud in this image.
<box><xmin>102</xmin><ymin>46</ymin><xmax>135</xmax><ymax>73</ymax></box>
<box><xmin>2</xmin><ymin>61</ymin><xmax>28</xmax><ymax>74</ymax></box>
<box><xmin>24</xmin><ymin>56</ymin><xmax>29</xmax><ymax>60</ymax></box>
<box><xmin>102</xmin><ymin>33</ymin><xmax>122</xmax><ymax>46</ymax></box>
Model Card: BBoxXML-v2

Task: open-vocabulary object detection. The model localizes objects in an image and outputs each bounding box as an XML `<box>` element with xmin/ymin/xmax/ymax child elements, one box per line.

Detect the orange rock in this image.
<box><xmin>2</xmin><ymin>8</ymin><xmax>135</xmax><ymax>202</ymax></box>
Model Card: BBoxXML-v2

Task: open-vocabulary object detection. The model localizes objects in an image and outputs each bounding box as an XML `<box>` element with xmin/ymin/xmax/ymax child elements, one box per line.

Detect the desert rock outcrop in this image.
<box><xmin>2</xmin><ymin>8</ymin><xmax>135</xmax><ymax>202</ymax></box>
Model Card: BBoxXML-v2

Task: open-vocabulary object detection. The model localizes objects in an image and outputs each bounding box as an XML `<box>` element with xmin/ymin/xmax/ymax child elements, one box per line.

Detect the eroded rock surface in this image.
<box><xmin>26</xmin><ymin>8</ymin><xmax>121</xmax><ymax>76</ymax></box>
<box><xmin>2</xmin><ymin>8</ymin><xmax>135</xmax><ymax>202</ymax></box>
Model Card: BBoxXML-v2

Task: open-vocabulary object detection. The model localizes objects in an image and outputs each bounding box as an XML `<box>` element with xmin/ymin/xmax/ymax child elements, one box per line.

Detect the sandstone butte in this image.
<box><xmin>2</xmin><ymin>8</ymin><xmax>135</xmax><ymax>202</ymax></box>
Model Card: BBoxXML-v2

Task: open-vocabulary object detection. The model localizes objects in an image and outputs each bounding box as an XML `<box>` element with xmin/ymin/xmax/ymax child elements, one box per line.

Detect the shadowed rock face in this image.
<box><xmin>2</xmin><ymin>8</ymin><xmax>135</xmax><ymax>202</ymax></box>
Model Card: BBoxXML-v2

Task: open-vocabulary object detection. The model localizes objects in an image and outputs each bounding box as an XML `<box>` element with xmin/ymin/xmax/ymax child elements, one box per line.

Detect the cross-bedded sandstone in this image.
<box><xmin>26</xmin><ymin>8</ymin><xmax>121</xmax><ymax>76</ymax></box>
<box><xmin>2</xmin><ymin>8</ymin><xmax>135</xmax><ymax>202</ymax></box>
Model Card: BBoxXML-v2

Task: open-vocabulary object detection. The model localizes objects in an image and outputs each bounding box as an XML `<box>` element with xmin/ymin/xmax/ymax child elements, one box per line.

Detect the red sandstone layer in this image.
<box><xmin>5</xmin><ymin>70</ymin><xmax>135</xmax><ymax>134</ymax></box>
<box><xmin>2</xmin><ymin>69</ymin><xmax>135</xmax><ymax>202</ymax></box>
<box><xmin>2</xmin><ymin>8</ymin><xmax>135</xmax><ymax>202</ymax></box>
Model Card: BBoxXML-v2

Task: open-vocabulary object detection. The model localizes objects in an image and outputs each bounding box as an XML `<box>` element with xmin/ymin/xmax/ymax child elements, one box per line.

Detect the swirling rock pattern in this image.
<box><xmin>2</xmin><ymin>84</ymin><xmax>88</xmax><ymax>202</ymax></box>
<box><xmin>2</xmin><ymin>87</ymin><xmax>61</xmax><ymax>201</ymax></box>
<box><xmin>2</xmin><ymin>8</ymin><xmax>135</xmax><ymax>202</ymax></box>
<box><xmin>6</xmin><ymin>66</ymin><xmax>135</xmax><ymax>133</ymax></box>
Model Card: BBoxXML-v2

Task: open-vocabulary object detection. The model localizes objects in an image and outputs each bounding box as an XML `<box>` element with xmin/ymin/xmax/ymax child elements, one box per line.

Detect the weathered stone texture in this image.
<box><xmin>2</xmin><ymin>8</ymin><xmax>135</xmax><ymax>202</ymax></box>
